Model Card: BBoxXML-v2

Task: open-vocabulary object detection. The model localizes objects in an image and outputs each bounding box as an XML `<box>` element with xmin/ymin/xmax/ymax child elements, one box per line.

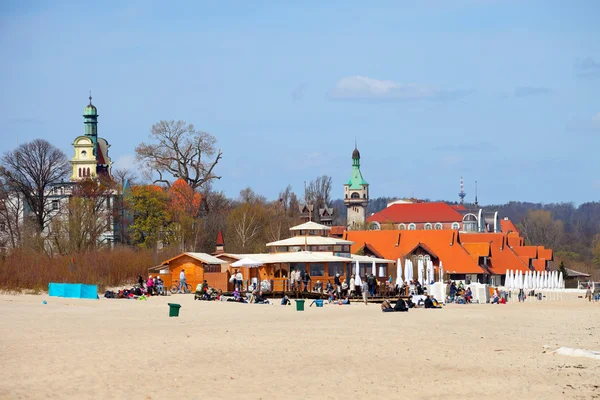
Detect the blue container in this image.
<box><xmin>315</xmin><ymin>299</ymin><xmax>323</xmax><ymax>307</ymax></box>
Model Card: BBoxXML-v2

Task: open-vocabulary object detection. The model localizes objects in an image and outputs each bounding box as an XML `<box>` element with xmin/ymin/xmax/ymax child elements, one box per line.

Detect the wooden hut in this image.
<box><xmin>150</xmin><ymin>252</ymin><xmax>229</xmax><ymax>292</ymax></box>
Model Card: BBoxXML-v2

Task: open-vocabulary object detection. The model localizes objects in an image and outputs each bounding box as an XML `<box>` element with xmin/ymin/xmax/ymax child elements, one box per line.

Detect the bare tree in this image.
<box><xmin>304</xmin><ymin>175</ymin><xmax>333</xmax><ymax>222</ymax></box>
<box><xmin>112</xmin><ymin>168</ymin><xmax>137</xmax><ymax>190</ymax></box>
<box><xmin>227</xmin><ymin>203</ymin><xmax>265</xmax><ymax>252</ymax></box>
<box><xmin>0</xmin><ymin>177</ymin><xmax>23</xmax><ymax>249</ymax></box>
<box><xmin>135</xmin><ymin>120</ymin><xmax>222</xmax><ymax>190</ymax></box>
<box><xmin>519</xmin><ymin>210</ymin><xmax>564</xmax><ymax>249</ymax></box>
<box><xmin>0</xmin><ymin>139</ymin><xmax>70</xmax><ymax>233</ymax></box>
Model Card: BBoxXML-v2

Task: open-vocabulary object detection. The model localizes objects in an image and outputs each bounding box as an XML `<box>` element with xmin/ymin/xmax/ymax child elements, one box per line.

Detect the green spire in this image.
<box><xmin>347</xmin><ymin>145</ymin><xmax>368</xmax><ymax>189</ymax></box>
<box><xmin>83</xmin><ymin>92</ymin><xmax>98</xmax><ymax>155</ymax></box>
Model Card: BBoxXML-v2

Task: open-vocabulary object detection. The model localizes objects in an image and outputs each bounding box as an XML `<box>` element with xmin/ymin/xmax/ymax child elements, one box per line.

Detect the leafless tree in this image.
<box><xmin>0</xmin><ymin>177</ymin><xmax>23</xmax><ymax>249</ymax></box>
<box><xmin>304</xmin><ymin>175</ymin><xmax>333</xmax><ymax>222</ymax></box>
<box><xmin>0</xmin><ymin>139</ymin><xmax>70</xmax><ymax>233</ymax></box>
<box><xmin>135</xmin><ymin>120</ymin><xmax>222</xmax><ymax>190</ymax></box>
<box><xmin>519</xmin><ymin>210</ymin><xmax>564</xmax><ymax>249</ymax></box>
<box><xmin>227</xmin><ymin>203</ymin><xmax>265</xmax><ymax>252</ymax></box>
<box><xmin>112</xmin><ymin>168</ymin><xmax>137</xmax><ymax>190</ymax></box>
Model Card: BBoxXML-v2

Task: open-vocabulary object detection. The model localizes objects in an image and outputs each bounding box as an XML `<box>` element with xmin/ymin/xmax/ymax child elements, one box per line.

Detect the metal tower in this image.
<box><xmin>458</xmin><ymin>176</ymin><xmax>466</xmax><ymax>205</ymax></box>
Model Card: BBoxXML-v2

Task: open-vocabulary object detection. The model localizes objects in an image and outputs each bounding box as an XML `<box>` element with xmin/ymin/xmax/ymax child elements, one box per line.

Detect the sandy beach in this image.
<box><xmin>0</xmin><ymin>293</ymin><xmax>598</xmax><ymax>400</ymax></box>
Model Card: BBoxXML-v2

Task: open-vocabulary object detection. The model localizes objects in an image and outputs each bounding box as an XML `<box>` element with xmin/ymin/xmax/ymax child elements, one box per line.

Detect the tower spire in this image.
<box><xmin>458</xmin><ymin>176</ymin><xmax>466</xmax><ymax>205</ymax></box>
<box><xmin>474</xmin><ymin>180</ymin><xmax>479</xmax><ymax>208</ymax></box>
<box><xmin>89</xmin><ymin>90</ymin><xmax>92</xmax><ymax>105</ymax></box>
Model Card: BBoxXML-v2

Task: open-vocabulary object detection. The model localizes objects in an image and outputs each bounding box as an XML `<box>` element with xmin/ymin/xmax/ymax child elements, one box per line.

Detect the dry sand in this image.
<box><xmin>0</xmin><ymin>292</ymin><xmax>598</xmax><ymax>400</ymax></box>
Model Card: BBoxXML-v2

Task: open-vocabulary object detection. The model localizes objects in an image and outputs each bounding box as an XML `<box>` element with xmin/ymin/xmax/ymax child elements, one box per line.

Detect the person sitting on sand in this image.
<box><xmin>491</xmin><ymin>291</ymin><xmax>499</xmax><ymax>304</ymax></box>
<box><xmin>255</xmin><ymin>291</ymin><xmax>269</xmax><ymax>304</ymax></box>
<box><xmin>195</xmin><ymin>283</ymin><xmax>204</xmax><ymax>300</ymax></box>
<box><xmin>314</xmin><ymin>280</ymin><xmax>323</xmax><ymax>293</ymax></box>
<box><xmin>382</xmin><ymin>297</ymin><xmax>408</xmax><ymax>312</ymax></box>
<box><xmin>424</xmin><ymin>295</ymin><xmax>441</xmax><ymax>309</ymax></box>
<box><xmin>341</xmin><ymin>296</ymin><xmax>350</xmax><ymax>305</ymax></box>
<box><xmin>281</xmin><ymin>295</ymin><xmax>291</xmax><ymax>305</ymax></box>
<box><xmin>464</xmin><ymin>287</ymin><xmax>473</xmax><ymax>303</ymax></box>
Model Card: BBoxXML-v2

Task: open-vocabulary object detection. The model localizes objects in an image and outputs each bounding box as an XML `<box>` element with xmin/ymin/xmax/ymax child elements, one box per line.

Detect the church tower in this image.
<box><xmin>344</xmin><ymin>145</ymin><xmax>369</xmax><ymax>229</ymax></box>
<box><xmin>70</xmin><ymin>94</ymin><xmax>113</xmax><ymax>181</ymax></box>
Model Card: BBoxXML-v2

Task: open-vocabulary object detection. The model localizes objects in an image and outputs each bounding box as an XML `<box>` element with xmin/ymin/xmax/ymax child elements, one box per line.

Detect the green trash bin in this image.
<box><xmin>295</xmin><ymin>299</ymin><xmax>305</xmax><ymax>311</ymax></box>
<box><xmin>168</xmin><ymin>303</ymin><xmax>181</xmax><ymax>317</ymax></box>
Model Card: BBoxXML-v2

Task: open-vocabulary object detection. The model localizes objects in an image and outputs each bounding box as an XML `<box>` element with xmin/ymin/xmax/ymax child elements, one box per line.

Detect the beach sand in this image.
<box><xmin>0</xmin><ymin>293</ymin><xmax>598</xmax><ymax>400</ymax></box>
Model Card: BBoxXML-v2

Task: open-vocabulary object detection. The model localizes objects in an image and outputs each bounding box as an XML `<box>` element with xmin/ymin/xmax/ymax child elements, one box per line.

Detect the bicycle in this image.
<box><xmin>170</xmin><ymin>280</ymin><xmax>192</xmax><ymax>294</ymax></box>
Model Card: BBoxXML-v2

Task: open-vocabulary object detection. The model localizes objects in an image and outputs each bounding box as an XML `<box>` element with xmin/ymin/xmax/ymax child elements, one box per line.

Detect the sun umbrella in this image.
<box><xmin>505</xmin><ymin>269</ymin><xmax>510</xmax><ymax>287</ymax></box>
<box><xmin>371</xmin><ymin>260</ymin><xmax>376</xmax><ymax>276</ymax></box>
<box><xmin>404</xmin><ymin>260</ymin><xmax>410</xmax><ymax>284</ymax></box>
<box><xmin>439</xmin><ymin>261</ymin><xmax>444</xmax><ymax>283</ymax></box>
<box><xmin>523</xmin><ymin>271</ymin><xmax>529</xmax><ymax>290</ymax></box>
<box><xmin>354</xmin><ymin>260</ymin><xmax>362</xmax><ymax>287</ymax></box>
<box><xmin>558</xmin><ymin>271</ymin><xmax>564</xmax><ymax>289</ymax></box>
<box><xmin>417</xmin><ymin>259</ymin><xmax>424</xmax><ymax>284</ymax></box>
<box><xmin>231</xmin><ymin>257</ymin><xmax>263</xmax><ymax>268</ymax></box>
<box><xmin>396</xmin><ymin>259</ymin><xmax>402</xmax><ymax>287</ymax></box>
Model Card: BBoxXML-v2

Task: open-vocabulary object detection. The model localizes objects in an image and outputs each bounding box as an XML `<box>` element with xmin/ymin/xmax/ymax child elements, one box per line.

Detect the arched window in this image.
<box><xmin>434</xmin><ymin>223</ymin><xmax>443</xmax><ymax>230</ymax></box>
<box><xmin>369</xmin><ymin>222</ymin><xmax>381</xmax><ymax>230</ymax></box>
<box><xmin>351</xmin><ymin>192</ymin><xmax>360</xmax><ymax>199</ymax></box>
<box><xmin>452</xmin><ymin>222</ymin><xmax>460</xmax><ymax>230</ymax></box>
<box><xmin>81</xmin><ymin>150</ymin><xmax>87</xmax><ymax>158</ymax></box>
<box><xmin>424</xmin><ymin>254</ymin><xmax>431</xmax><ymax>263</ymax></box>
<box><xmin>398</xmin><ymin>223</ymin><xmax>406</xmax><ymax>230</ymax></box>
<box><xmin>408</xmin><ymin>223</ymin><xmax>416</xmax><ymax>230</ymax></box>
<box><xmin>78</xmin><ymin>168</ymin><xmax>82</xmax><ymax>177</ymax></box>
<box><xmin>463</xmin><ymin>214</ymin><xmax>478</xmax><ymax>232</ymax></box>
<box><xmin>86</xmin><ymin>167</ymin><xmax>90</xmax><ymax>177</ymax></box>
<box><xmin>424</xmin><ymin>223</ymin><xmax>432</xmax><ymax>230</ymax></box>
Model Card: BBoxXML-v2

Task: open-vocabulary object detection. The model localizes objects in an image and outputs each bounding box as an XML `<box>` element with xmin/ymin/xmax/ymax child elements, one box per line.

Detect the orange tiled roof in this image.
<box><xmin>500</xmin><ymin>219</ymin><xmax>520</xmax><ymax>234</ymax></box>
<box><xmin>512</xmin><ymin>246</ymin><xmax>537</xmax><ymax>258</ymax></box>
<box><xmin>345</xmin><ymin>230</ymin><xmax>483</xmax><ymax>274</ymax></box>
<box><xmin>538</xmin><ymin>247</ymin><xmax>553</xmax><ymax>260</ymax></box>
<box><xmin>507</xmin><ymin>233</ymin><xmax>523</xmax><ymax>247</ymax></box>
<box><xmin>367</xmin><ymin>202</ymin><xmax>464</xmax><ymax>224</ymax></box>
<box><xmin>462</xmin><ymin>242</ymin><xmax>491</xmax><ymax>262</ymax></box>
<box><xmin>459</xmin><ymin>233</ymin><xmax>530</xmax><ymax>274</ymax></box>
<box><xmin>532</xmin><ymin>259</ymin><xmax>546</xmax><ymax>272</ymax></box>
<box><xmin>329</xmin><ymin>226</ymin><xmax>346</xmax><ymax>236</ymax></box>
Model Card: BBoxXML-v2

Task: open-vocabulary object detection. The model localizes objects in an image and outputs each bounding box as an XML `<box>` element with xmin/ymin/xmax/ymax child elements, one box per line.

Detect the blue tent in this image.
<box><xmin>48</xmin><ymin>283</ymin><xmax>98</xmax><ymax>300</ymax></box>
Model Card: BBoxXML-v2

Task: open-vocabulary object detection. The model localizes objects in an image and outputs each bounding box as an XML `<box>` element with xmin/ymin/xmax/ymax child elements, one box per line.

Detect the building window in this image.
<box><xmin>204</xmin><ymin>265</ymin><xmax>221</xmax><ymax>273</ymax></box>
<box><xmin>424</xmin><ymin>223</ymin><xmax>432</xmax><ymax>230</ymax></box>
<box><xmin>408</xmin><ymin>223</ymin><xmax>416</xmax><ymax>230</ymax></box>
<box><xmin>289</xmin><ymin>262</ymin><xmax>306</xmax><ymax>273</ymax></box>
<box><xmin>81</xmin><ymin>150</ymin><xmax>87</xmax><ymax>158</ymax></box>
<box><xmin>86</xmin><ymin>167</ymin><xmax>90</xmax><ymax>177</ymax></box>
<box><xmin>78</xmin><ymin>168</ymin><xmax>81</xmax><ymax>177</ymax></box>
<box><xmin>368</xmin><ymin>222</ymin><xmax>380</xmax><ymax>230</ymax></box>
<box><xmin>351</xmin><ymin>192</ymin><xmax>360</xmax><ymax>199</ymax></box>
<box><xmin>310</xmin><ymin>263</ymin><xmax>325</xmax><ymax>276</ymax></box>
<box><xmin>363</xmin><ymin>194</ymin><xmax>366</xmax><ymax>199</ymax></box>
<box><xmin>328</xmin><ymin>262</ymin><xmax>345</xmax><ymax>277</ymax></box>
<box><xmin>434</xmin><ymin>223</ymin><xmax>443</xmax><ymax>230</ymax></box>
<box><xmin>398</xmin><ymin>223</ymin><xmax>406</xmax><ymax>230</ymax></box>
<box><xmin>52</xmin><ymin>200</ymin><xmax>59</xmax><ymax>210</ymax></box>
<box><xmin>452</xmin><ymin>222</ymin><xmax>460</xmax><ymax>230</ymax></box>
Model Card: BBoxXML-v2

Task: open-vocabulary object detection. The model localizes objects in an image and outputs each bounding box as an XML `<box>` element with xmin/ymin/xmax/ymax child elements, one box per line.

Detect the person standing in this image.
<box><xmin>334</xmin><ymin>273</ymin><xmax>341</xmax><ymax>299</ymax></box>
<box><xmin>349</xmin><ymin>275</ymin><xmax>356</xmax><ymax>297</ymax></box>
<box><xmin>289</xmin><ymin>269</ymin><xmax>296</xmax><ymax>291</ymax></box>
<box><xmin>296</xmin><ymin>269</ymin><xmax>303</xmax><ymax>292</ymax></box>
<box><xmin>585</xmin><ymin>286</ymin><xmax>592</xmax><ymax>302</ymax></box>
<box><xmin>147</xmin><ymin>275</ymin><xmax>155</xmax><ymax>296</ymax></box>
<box><xmin>235</xmin><ymin>269</ymin><xmax>243</xmax><ymax>291</ymax></box>
<box><xmin>303</xmin><ymin>270</ymin><xmax>311</xmax><ymax>292</ymax></box>
<box><xmin>179</xmin><ymin>269</ymin><xmax>187</xmax><ymax>294</ymax></box>
<box><xmin>362</xmin><ymin>279</ymin><xmax>369</xmax><ymax>305</ymax></box>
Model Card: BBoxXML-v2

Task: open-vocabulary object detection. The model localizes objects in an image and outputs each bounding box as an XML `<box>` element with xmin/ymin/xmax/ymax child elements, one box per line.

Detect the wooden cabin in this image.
<box><xmin>150</xmin><ymin>252</ymin><xmax>229</xmax><ymax>292</ymax></box>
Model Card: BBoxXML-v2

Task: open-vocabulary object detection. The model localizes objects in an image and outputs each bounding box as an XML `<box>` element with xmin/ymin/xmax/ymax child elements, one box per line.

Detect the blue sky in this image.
<box><xmin>1</xmin><ymin>0</ymin><xmax>599</xmax><ymax>204</ymax></box>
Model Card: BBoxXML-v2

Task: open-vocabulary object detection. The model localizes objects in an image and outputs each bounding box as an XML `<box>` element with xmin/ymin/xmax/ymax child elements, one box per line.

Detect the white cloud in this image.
<box><xmin>329</xmin><ymin>76</ymin><xmax>469</xmax><ymax>102</ymax></box>
<box><xmin>112</xmin><ymin>154</ymin><xmax>137</xmax><ymax>170</ymax></box>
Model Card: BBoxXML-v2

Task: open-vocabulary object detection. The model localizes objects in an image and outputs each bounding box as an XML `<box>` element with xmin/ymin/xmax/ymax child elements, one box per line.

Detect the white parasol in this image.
<box><xmin>439</xmin><ymin>261</ymin><xmax>444</xmax><ymax>283</ymax></box>
<box><xmin>231</xmin><ymin>257</ymin><xmax>263</xmax><ymax>268</ymax></box>
<box><xmin>417</xmin><ymin>259</ymin><xmax>424</xmax><ymax>285</ymax></box>
<box><xmin>371</xmin><ymin>260</ymin><xmax>376</xmax><ymax>276</ymax></box>
<box><xmin>354</xmin><ymin>260</ymin><xmax>362</xmax><ymax>287</ymax></box>
<box><xmin>396</xmin><ymin>259</ymin><xmax>402</xmax><ymax>287</ymax></box>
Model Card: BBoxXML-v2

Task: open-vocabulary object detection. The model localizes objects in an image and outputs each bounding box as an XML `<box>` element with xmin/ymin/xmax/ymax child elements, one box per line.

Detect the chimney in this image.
<box><xmin>215</xmin><ymin>230</ymin><xmax>225</xmax><ymax>254</ymax></box>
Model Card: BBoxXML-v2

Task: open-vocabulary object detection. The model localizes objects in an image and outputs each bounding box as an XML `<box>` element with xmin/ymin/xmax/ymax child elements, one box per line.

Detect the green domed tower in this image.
<box><xmin>83</xmin><ymin>94</ymin><xmax>98</xmax><ymax>156</ymax></box>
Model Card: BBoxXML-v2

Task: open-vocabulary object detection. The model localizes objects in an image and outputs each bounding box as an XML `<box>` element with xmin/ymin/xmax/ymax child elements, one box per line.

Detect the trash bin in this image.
<box><xmin>168</xmin><ymin>303</ymin><xmax>181</xmax><ymax>317</ymax></box>
<box><xmin>315</xmin><ymin>299</ymin><xmax>323</xmax><ymax>307</ymax></box>
<box><xmin>295</xmin><ymin>299</ymin><xmax>305</xmax><ymax>311</ymax></box>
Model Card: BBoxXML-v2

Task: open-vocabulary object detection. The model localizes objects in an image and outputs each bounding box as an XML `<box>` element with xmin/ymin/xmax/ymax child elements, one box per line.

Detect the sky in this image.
<box><xmin>1</xmin><ymin>0</ymin><xmax>599</xmax><ymax>205</ymax></box>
